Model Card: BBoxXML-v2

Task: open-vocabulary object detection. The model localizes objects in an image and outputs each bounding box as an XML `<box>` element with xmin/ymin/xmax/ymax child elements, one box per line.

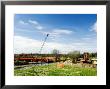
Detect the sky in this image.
<box><xmin>14</xmin><ymin>14</ymin><xmax>97</xmax><ymax>54</ymax></box>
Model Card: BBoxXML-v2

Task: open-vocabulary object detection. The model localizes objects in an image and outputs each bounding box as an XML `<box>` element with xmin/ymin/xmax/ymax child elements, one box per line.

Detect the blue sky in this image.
<box><xmin>14</xmin><ymin>14</ymin><xmax>97</xmax><ymax>54</ymax></box>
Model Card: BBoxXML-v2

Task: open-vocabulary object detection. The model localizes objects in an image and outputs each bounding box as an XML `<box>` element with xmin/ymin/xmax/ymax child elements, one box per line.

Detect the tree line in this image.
<box><xmin>14</xmin><ymin>49</ymin><xmax>97</xmax><ymax>61</ymax></box>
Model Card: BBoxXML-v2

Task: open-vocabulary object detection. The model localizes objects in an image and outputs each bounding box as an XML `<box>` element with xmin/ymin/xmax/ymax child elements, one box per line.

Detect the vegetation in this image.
<box><xmin>15</xmin><ymin>51</ymin><xmax>97</xmax><ymax>61</ymax></box>
<box><xmin>14</xmin><ymin>50</ymin><xmax>97</xmax><ymax>76</ymax></box>
<box><xmin>51</xmin><ymin>49</ymin><xmax>60</xmax><ymax>62</ymax></box>
<box><xmin>51</xmin><ymin>49</ymin><xmax>60</xmax><ymax>54</ymax></box>
<box><xmin>89</xmin><ymin>52</ymin><xmax>97</xmax><ymax>59</ymax></box>
<box><xmin>14</xmin><ymin>63</ymin><xmax>97</xmax><ymax>76</ymax></box>
<box><xmin>68</xmin><ymin>51</ymin><xmax>80</xmax><ymax>63</ymax></box>
<box><xmin>14</xmin><ymin>60</ymin><xmax>29</xmax><ymax>65</ymax></box>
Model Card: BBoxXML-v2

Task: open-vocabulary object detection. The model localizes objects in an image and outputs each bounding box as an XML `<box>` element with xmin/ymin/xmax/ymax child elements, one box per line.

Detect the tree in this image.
<box><xmin>89</xmin><ymin>52</ymin><xmax>97</xmax><ymax>58</ymax></box>
<box><xmin>52</xmin><ymin>49</ymin><xmax>59</xmax><ymax>54</ymax></box>
<box><xmin>67</xmin><ymin>51</ymin><xmax>80</xmax><ymax>63</ymax></box>
<box><xmin>51</xmin><ymin>49</ymin><xmax>60</xmax><ymax>62</ymax></box>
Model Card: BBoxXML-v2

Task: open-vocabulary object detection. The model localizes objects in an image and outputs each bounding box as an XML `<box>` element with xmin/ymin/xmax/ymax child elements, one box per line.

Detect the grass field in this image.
<box><xmin>14</xmin><ymin>63</ymin><xmax>97</xmax><ymax>76</ymax></box>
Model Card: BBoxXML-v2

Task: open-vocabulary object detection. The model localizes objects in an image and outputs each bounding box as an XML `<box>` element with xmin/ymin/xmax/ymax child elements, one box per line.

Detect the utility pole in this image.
<box><xmin>39</xmin><ymin>34</ymin><xmax>49</xmax><ymax>54</ymax></box>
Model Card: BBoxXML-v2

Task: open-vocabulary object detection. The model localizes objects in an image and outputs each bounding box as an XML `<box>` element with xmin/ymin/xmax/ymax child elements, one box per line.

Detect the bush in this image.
<box><xmin>14</xmin><ymin>60</ymin><xmax>29</xmax><ymax>65</ymax></box>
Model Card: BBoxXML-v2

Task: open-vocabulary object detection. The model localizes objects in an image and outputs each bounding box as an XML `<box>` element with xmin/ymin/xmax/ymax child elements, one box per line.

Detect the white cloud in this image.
<box><xmin>14</xmin><ymin>35</ymin><xmax>96</xmax><ymax>54</ymax></box>
<box><xmin>90</xmin><ymin>21</ymin><xmax>97</xmax><ymax>32</ymax></box>
<box><xmin>28</xmin><ymin>20</ymin><xmax>39</xmax><ymax>25</ymax></box>
<box><xmin>18</xmin><ymin>20</ymin><xmax>43</xmax><ymax>30</ymax></box>
<box><xmin>14</xmin><ymin>36</ymin><xmax>41</xmax><ymax>54</ymax></box>
<box><xmin>53</xmin><ymin>29</ymin><xmax>73</xmax><ymax>34</ymax></box>
<box><xmin>49</xmin><ymin>29</ymin><xmax>73</xmax><ymax>41</ymax></box>
<box><xmin>28</xmin><ymin>20</ymin><xmax>43</xmax><ymax>30</ymax></box>
<box><xmin>19</xmin><ymin>20</ymin><xmax>28</xmax><ymax>25</ymax></box>
<box><xmin>18</xmin><ymin>20</ymin><xmax>72</xmax><ymax>37</ymax></box>
<box><xmin>35</xmin><ymin>25</ymin><xmax>43</xmax><ymax>30</ymax></box>
<box><xmin>37</xmin><ymin>29</ymin><xmax>73</xmax><ymax>41</ymax></box>
<box><xmin>81</xmin><ymin>37</ymin><xmax>91</xmax><ymax>40</ymax></box>
<box><xmin>38</xmin><ymin>29</ymin><xmax>73</xmax><ymax>35</ymax></box>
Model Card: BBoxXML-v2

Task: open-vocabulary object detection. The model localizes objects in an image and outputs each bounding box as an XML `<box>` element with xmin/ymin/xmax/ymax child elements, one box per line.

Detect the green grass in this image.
<box><xmin>14</xmin><ymin>63</ymin><xmax>97</xmax><ymax>76</ymax></box>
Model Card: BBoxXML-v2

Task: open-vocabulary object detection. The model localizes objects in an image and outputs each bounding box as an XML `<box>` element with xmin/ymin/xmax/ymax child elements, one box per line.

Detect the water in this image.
<box><xmin>14</xmin><ymin>62</ymin><xmax>54</xmax><ymax>70</ymax></box>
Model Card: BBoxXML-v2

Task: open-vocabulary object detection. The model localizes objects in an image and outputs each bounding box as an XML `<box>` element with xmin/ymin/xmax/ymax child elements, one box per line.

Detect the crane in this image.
<box><xmin>39</xmin><ymin>34</ymin><xmax>49</xmax><ymax>54</ymax></box>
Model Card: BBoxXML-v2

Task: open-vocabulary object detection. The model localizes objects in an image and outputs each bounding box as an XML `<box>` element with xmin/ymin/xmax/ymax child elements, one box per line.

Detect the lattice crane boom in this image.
<box><xmin>39</xmin><ymin>34</ymin><xmax>49</xmax><ymax>54</ymax></box>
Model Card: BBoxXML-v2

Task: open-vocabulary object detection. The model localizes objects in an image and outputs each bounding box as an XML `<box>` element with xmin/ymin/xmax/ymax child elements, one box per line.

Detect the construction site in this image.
<box><xmin>14</xmin><ymin>34</ymin><xmax>97</xmax><ymax>69</ymax></box>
